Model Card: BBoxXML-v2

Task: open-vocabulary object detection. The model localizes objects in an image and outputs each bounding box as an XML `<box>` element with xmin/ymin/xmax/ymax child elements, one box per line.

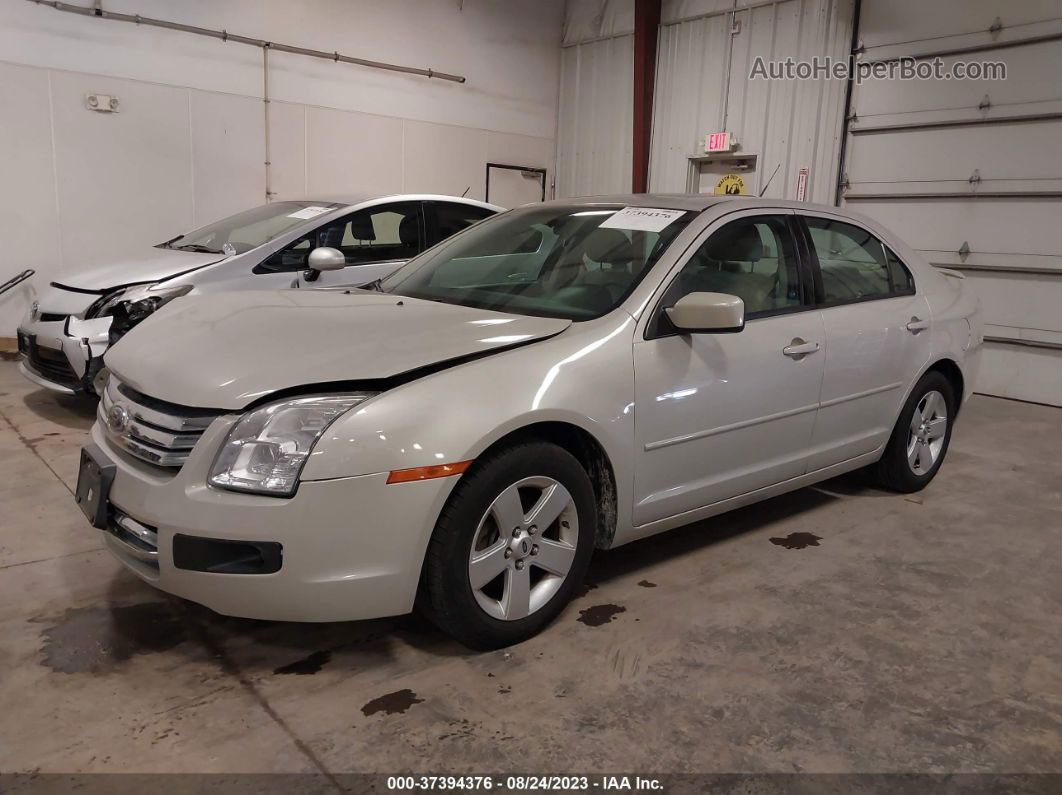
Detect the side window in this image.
<box><xmin>805</xmin><ymin>217</ymin><xmax>892</xmax><ymax>303</ymax></box>
<box><xmin>658</xmin><ymin>215</ymin><xmax>803</xmax><ymax>325</ymax></box>
<box><xmin>885</xmin><ymin>246</ymin><xmax>915</xmax><ymax>294</ymax></box>
<box><xmin>260</xmin><ymin>203</ymin><xmax>422</xmax><ymax>272</ymax></box>
<box><xmin>430</xmin><ymin>203</ymin><xmax>497</xmax><ymax>245</ymax></box>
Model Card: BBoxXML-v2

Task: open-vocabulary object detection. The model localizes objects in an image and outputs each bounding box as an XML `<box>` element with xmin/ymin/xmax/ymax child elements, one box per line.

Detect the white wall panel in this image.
<box><xmin>267</xmin><ymin>101</ymin><xmax>308</xmax><ymax>201</ymax></box>
<box><xmin>0</xmin><ymin>0</ymin><xmax>564</xmax><ymax>140</ymax></box>
<box><xmin>304</xmin><ymin>107</ymin><xmax>404</xmax><ymax>198</ymax></box>
<box><xmin>403</xmin><ymin>121</ymin><xmax>490</xmax><ymax>201</ymax></box>
<box><xmin>0</xmin><ymin>62</ymin><xmax>62</xmax><ymax>322</ymax></box>
<box><xmin>190</xmin><ymin>91</ymin><xmax>264</xmax><ymax>226</ymax></box>
<box><xmin>49</xmin><ymin>71</ymin><xmax>192</xmax><ymax>274</ymax></box>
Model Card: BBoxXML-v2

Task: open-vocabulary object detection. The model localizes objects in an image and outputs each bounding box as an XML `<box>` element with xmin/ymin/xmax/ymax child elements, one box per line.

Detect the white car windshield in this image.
<box><xmin>381</xmin><ymin>205</ymin><xmax>691</xmax><ymax>320</ymax></box>
<box><xmin>160</xmin><ymin>201</ymin><xmax>342</xmax><ymax>255</ymax></box>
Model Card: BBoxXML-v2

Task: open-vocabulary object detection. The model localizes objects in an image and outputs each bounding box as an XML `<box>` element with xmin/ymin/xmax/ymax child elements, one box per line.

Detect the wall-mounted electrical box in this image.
<box><xmin>85</xmin><ymin>94</ymin><xmax>120</xmax><ymax>113</ymax></box>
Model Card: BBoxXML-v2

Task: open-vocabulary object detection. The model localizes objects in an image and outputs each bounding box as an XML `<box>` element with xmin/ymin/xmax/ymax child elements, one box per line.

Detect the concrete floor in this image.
<box><xmin>0</xmin><ymin>357</ymin><xmax>1059</xmax><ymax>776</ymax></box>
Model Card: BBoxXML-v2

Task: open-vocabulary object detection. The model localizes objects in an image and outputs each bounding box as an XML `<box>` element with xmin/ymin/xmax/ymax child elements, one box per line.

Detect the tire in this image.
<box><xmin>419</xmin><ymin>440</ymin><xmax>596</xmax><ymax>649</ymax></box>
<box><xmin>870</xmin><ymin>371</ymin><xmax>956</xmax><ymax>493</ymax></box>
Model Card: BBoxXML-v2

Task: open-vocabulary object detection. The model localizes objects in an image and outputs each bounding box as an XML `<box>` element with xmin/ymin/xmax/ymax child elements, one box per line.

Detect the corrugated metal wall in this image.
<box><xmin>650</xmin><ymin>0</ymin><xmax>854</xmax><ymax>201</ymax></box>
<box><xmin>841</xmin><ymin>0</ymin><xmax>1062</xmax><ymax>405</ymax></box>
<box><xmin>557</xmin><ymin>34</ymin><xmax>635</xmax><ymax>197</ymax></box>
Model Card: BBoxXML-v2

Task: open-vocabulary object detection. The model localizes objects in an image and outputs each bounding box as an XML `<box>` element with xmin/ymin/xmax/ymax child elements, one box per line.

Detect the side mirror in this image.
<box><xmin>665</xmin><ymin>292</ymin><xmax>745</xmax><ymax>333</ymax></box>
<box><xmin>307</xmin><ymin>247</ymin><xmax>347</xmax><ymax>272</ymax></box>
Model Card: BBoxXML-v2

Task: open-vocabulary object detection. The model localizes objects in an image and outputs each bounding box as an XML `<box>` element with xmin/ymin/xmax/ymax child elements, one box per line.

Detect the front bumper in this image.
<box><xmin>88</xmin><ymin>420</ymin><xmax>453</xmax><ymax>622</ymax></box>
<box><xmin>17</xmin><ymin>315</ymin><xmax>111</xmax><ymax>394</ymax></box>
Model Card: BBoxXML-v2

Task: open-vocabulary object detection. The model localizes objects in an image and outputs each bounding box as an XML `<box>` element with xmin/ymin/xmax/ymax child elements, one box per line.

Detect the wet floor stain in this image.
<box><xmin>497</xmin><ymin>685</ymin><xmax>512</xmax><ymax>695</ymax></box>
<box><xmin>637</xmin><ymin>580</ymin><xmax>657</xmax><ymax>588</ymax></box>
<box><xmin>769</xmin><ymin>532</ymin><xmax>822</xmax><ymax>550</ymax></box>
<box><xmin>39</xmin><ymin>602</ymin><xmax>186</xmax><ymax>674</ymax></box>
<box><xmin>577</xmin><ymin>604</ymin><xmax>626</xmax><ymax>627</ymax></box>
<box><xmin>273</xmin><ymin>649</ymin><xmax>331</xmax><ymax>676</ymax></box>
<box><xmin>361</xmin><ymin>688</ymin><xmax>424</xmax><ymax>716</ymax></box>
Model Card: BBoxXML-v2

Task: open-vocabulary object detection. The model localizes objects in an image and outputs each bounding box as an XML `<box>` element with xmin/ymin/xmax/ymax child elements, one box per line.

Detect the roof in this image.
<box><xmin>300</xmin><ymin>193</ymin><xmax>502</xmax><ymax>210</ymax></box>
<box><xmin>541</xmin><ymin>193</ymin><xmax>853</xmax><ymax>214</ymax></box>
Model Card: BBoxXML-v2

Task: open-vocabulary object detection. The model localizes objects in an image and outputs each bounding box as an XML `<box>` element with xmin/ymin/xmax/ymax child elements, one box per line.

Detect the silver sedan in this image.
<box><xmin>78</xmin><ymin>194</ymin><xmax>982</xmax><ymax>648</ymax></box>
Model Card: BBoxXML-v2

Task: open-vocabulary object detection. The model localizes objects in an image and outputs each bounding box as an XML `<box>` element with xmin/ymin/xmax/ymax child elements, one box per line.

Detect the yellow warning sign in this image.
<box><xmin>714</xmin><ymin>174</ymin><xmax>746</xmax><ymax>195</ymax></box>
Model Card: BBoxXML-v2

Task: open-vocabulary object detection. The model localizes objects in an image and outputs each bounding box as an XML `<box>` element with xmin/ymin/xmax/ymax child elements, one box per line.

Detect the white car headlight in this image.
<box><xmin>209</xmin><ymin>394</ymin><xmax>376</xmax><ymax>496</ymax></box>
<box><xmin>89</xmin><ymin>282</ymin><xmax>193</xmax><ymax>319</ymax></box>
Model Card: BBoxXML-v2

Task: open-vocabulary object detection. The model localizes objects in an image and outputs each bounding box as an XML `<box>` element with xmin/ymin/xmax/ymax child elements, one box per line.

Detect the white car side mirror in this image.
<box><xmin>665</xmin><ymin>292</ymin><xmax>745</xmax><ymax>333</ymax></box>
<box><xmin>307</xmin><ymin>247</ymin><xmax>347</xmax><ymax>272</ymax></box>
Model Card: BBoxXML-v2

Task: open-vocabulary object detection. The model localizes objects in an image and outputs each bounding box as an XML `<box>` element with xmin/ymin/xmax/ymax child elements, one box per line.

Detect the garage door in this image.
<box><xmin>841</xmin><ymin>0</ymin><xmax>1062</xmax><ymax>406</ymax></box>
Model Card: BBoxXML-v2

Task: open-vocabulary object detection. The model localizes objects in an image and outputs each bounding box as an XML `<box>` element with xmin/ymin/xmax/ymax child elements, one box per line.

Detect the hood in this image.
<box><xmin>56</xmin><ymin>248</ymin><xmax>226</xmax><ymax>291</ymax></box>
<box><xmin>106</xmin><ymin>291</ymin><xmax>572</xmax><ymax>409</ymax></box>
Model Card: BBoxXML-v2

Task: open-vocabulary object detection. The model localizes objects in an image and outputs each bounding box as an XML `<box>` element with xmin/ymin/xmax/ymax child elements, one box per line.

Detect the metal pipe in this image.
<box><xmin>263</xmin><ymin>45</ymin><xmax>273</xmax><ymax>202</ymax></box>
<box><xmin>835</xmin><ymin>0</ymin><xmax>862</xmax><ymax>206</ymax></box>
<box><xmin>27</xmin><ymin>0</ymin><xmax>466</xmax><ymax>83</ymax></box>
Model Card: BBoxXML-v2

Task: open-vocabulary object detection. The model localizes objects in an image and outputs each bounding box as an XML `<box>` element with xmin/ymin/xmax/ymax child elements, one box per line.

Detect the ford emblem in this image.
<box><xmin>106</xmin><ymin>403</ymin><xmax>131</xmax><ymax>434</ymax></box>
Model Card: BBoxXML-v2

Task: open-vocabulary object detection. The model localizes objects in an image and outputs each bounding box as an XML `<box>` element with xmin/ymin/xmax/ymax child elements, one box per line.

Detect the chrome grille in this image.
<box><xmin>100</xmin><ymin>377</ymin><xmax>223</xmax><ymax>468</ymax></box>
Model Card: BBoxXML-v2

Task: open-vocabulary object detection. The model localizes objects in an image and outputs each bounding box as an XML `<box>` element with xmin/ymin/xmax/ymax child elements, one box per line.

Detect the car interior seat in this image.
<box><xmin>678</xmin><ymin>223</ymin><xmax>776</xmax><ymax>313</ymax></box>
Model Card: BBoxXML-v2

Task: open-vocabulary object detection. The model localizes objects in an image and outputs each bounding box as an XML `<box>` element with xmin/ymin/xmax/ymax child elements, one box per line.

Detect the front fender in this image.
<box><xmin>300</xmin><ymin>314</ymin><xmax>638</xmax><ymax>533</ymax></box>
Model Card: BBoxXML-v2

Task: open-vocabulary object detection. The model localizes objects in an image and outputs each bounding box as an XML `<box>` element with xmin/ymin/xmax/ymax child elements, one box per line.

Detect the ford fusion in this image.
<box><xmin>17</xmin><ymin>193</ymin><xmax>498</xmax><ymax>395</ymax></box>
<box><xmin>77</xmin><ymin>195</ymin><xmax>983</xmax><ymax>648</ymax></box>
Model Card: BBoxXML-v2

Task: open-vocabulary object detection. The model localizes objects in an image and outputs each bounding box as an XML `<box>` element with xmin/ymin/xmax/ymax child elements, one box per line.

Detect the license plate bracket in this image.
<box><xmin>76</xmin><ymin>444</ymin><xmax>115</xmax><ymax>529</ymax></box>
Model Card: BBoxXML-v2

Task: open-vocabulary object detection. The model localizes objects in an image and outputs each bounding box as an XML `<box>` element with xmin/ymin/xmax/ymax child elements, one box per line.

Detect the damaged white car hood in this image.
<box><xmin>54</xmin><ymin>248</ymin><xmax>225</xmax><ymax>294</ymax></box>
<box><xmin>105</xmin><ymin>290</ymin><xmax>572</xmax><ymax>409</ymax></box>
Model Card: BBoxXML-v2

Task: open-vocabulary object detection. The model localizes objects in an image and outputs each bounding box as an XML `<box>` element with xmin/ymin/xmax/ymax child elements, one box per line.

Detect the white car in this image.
<box><xmin>77</xmin><ymin>195</ymin><xmax>982</xmax><ymax>648</ymax></box>
<box><xmin>16</xmin><ymin>194</ymin><xmax>500</xmax><ymax>394</ymax></box>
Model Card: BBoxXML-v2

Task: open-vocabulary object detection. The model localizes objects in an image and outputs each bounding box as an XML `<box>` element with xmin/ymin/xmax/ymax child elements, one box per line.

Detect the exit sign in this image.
<box><xmin>705</xmin><ymin>132</ymin><xmax>733</xmax><ymax>153</ymax></box>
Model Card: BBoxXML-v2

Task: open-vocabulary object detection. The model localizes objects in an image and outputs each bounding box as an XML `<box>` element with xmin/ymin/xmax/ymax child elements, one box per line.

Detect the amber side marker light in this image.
<box><xmin>386</xmin><ymin>460</ymin><xmax>473</xmax><ymax>484</ymax></box>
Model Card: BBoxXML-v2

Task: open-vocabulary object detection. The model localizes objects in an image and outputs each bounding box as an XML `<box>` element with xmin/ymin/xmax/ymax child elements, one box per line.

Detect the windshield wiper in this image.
<box><xmin>175</xmin><ymin>244</ymin><xmax>224</xmax><ymax>254</ymax></box>
<box><xmin>361</xmin><ymin>278</ymin><xmax>385</xmax><ymax>292</ymax></box>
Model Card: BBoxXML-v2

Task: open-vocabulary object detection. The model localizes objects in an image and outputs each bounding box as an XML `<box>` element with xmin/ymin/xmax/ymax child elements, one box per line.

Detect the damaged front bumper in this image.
<box><xmin>16</xmin><ymin>314</ymin><xmax>112</xmax><ymax>395</ymax></box>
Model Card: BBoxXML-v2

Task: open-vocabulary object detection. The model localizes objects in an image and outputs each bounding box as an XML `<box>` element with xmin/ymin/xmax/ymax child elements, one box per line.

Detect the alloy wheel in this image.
<box><xmin>467</xmin><ymin>476</ymin><xmax>579</xmax><ymax>621</ymax></box>
<box><xmin>907</xmin><ymin>389</ymin><xmax>948</xmax><ymax>475</ymax></box>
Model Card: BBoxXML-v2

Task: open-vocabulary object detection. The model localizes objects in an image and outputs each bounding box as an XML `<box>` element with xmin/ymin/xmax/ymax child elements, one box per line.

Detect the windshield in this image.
<box><xmin>161</xmin><ymin>202</ymin><xmax>342</xmax><ymax>255</ymax></box>
<box><xmin>380</xmin><ymin>204</ymin><xmax>692</xmax><ymax>320</ymax></box>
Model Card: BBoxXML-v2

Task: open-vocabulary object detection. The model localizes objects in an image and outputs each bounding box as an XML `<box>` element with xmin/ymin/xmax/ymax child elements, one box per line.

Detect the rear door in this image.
<box><xmin>632</xmin><ymin>210</ymin><xmax>825</xmax><ymax>526</ymax></box>
<box><xmin>798</xmin><ymin>211</ymin><xmax>932</xmax><ymax>471</ymax></box>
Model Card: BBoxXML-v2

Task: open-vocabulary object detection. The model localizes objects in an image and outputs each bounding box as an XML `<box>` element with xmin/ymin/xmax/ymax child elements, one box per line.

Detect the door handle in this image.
<box><xmin>906</xmin><ymin>316</ymin><xmax>930</xmax><ymax>334</ymax></box>
<box><xmin>783</xmin><ymin>338</ymin><xmax>820</xmax><ymax>359</ymax></box>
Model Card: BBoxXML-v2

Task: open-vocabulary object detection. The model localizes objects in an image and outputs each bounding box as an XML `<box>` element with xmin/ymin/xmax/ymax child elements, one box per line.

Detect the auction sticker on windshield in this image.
<box><xmin>599</xmin><ymin>207</ymin><xmax>686</xmax><ymax>233</ymax></box>
<box><xmin>287</xmin><ymin>206</ymin><xmax>333</xmax><ymax>220</ymax></box>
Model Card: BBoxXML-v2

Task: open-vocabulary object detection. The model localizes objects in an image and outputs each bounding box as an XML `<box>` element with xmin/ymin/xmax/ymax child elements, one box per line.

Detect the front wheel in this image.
<box><xmin>419</xmin><ymin>441</ymin><xmax>596</xmax><ymax>649</ymax></box>
<box><xmin>870</xmin><ymin>371</ymin><xmax>956</xmax><ymax>493</ymax></box>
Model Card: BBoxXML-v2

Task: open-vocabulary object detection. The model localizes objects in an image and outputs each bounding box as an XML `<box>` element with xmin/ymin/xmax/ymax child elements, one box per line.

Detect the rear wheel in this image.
<box><xmin>870</xmin><ymin>371</ymin><xmax>955</xmax><ymax>493</ymax></box>
<box><xmin>420</xmin><ymin>441</ymin><xmax>596</xmax><ymax>649</ymax></box>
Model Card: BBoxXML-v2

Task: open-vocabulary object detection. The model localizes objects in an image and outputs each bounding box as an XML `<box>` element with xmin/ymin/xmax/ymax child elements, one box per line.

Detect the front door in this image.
<box><xmin>251</xmin><ymin>202</ymin><xmax>424</xmax><ymax>289</ymax></box>
<box><xmin>633</xmin><ymin>212</ymin><xmax>825</xmax><ymax>526</ymax></box>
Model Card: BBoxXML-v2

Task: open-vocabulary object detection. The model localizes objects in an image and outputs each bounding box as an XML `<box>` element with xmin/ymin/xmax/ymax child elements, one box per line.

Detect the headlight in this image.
<box><xmin>88</xmin><ymin>283</ymin><xmax>193</xmax><ymax>319</ymax></box>
<box><xmin>209</xmin><ymin>394</ymin><xmax>376</xmax><ymax>496</ymax></box>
